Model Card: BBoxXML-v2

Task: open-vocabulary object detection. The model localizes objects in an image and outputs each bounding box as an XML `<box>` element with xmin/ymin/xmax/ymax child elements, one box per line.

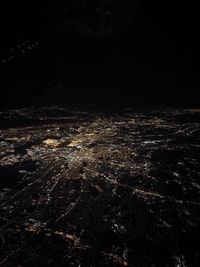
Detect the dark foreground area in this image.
<box><xmin>0</xmin><ymin>107</ymin><xmax>200</xmax><ymax>266</ymax></box>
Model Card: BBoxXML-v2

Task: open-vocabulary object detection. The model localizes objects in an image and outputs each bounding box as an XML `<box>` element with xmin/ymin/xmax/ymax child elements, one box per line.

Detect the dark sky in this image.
<box><xmin>0</xmin><ymin>1</ymin><xmax>199</xmax><ymax>109</ymax></box>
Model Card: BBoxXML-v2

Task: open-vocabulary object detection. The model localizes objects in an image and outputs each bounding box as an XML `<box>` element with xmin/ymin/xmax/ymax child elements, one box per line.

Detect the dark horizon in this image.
<box><xmin>0</xmin><ymin>0</ymin><xmax>200</xmax><ymax>109</ymax></box>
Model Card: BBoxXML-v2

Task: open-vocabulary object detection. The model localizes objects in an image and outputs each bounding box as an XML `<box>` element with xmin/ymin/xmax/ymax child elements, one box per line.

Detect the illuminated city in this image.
<box><xmin>0</xmin><ymin>107</ymin><xmax>200</xmax><ymax>266</ymax></box>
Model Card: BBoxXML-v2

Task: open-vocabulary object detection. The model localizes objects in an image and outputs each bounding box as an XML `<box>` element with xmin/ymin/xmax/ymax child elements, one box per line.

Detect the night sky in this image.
<box><xmin>0</xmin><ymin>1</ymin><xmax>200</xmax><ymax>109</ymax></box>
